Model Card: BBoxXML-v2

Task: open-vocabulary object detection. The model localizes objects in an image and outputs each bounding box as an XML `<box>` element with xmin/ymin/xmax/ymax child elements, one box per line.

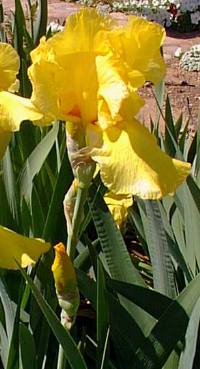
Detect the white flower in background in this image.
<box><xmin>47</xmin><ymin>21</ymin><xmax>64</xmax><ymax>34</ymax></box>
<box><xmin>174</xmin><ymin>47</ymin><xmax>183</xmax><ymax>58</ymax></box>
<box><xmin>112</xmin><ymin>0</ymin><xmax>200</xmax><ymax>28</ymax></box>
<box><xmin>180</xmin><ymin>0</ymin><xmax>198</xmax><ymax>12</ymax></box>
<box><xmin>191</xmin><ymin>11</ymin><xmax>200</xmax><ymax>25</ymax></box>
<box><xmin>152</xmin><ymin>0</ymin><xmax>160</xmax><ymax>7</ymax></box>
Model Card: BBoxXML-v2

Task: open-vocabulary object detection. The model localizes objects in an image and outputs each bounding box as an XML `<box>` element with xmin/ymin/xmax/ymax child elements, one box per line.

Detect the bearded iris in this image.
<box><xmin>0</xmin><ymin>9</ymin><xmax>190</xmax><ymax>198</ymax></box>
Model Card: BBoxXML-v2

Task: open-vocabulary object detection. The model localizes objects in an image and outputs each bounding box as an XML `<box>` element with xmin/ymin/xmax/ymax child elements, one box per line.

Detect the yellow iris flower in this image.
<box><xmin>0</xmin><ymin>9</ymin><xmax>190</xmax><ymax>199</ymax></box>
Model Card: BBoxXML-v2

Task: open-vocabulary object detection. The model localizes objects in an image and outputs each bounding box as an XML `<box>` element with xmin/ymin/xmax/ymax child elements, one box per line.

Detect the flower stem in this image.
<box><xmin>56</xmin><ymin>186</ymin><xmax>86</xmax><ymax>369</ymax></box>
<box><xmin>67</xmin><ymin>185</ymin><xmax>88</xmax><ymax>261</ymax></box>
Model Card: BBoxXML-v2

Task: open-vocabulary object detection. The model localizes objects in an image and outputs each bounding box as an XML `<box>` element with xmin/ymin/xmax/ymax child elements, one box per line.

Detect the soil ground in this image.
<box><xmin>3</xmin><ymin>0</ymin><xmax>200</xmax><ymax>131</ymax></box>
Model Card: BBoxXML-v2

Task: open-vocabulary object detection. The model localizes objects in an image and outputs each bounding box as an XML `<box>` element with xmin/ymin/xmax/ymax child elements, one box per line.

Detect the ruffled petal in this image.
<box><xmin>96</xmin><ymin>55</ymin><xmax>145</xmax><ymax>126</ymax></box>
<box><xmin>29</xmin><ymin>9</ymin><xmax>116</xmax><ymax>124</ymax></box>
<box><xmin>45</xmin><ymin>8</ymin><xmax>114</xmax><ymax>56</ymax></box>
<box><xmin>28</xmin><ymin>60</ymin><xmax>65</xmax><ymax>122</ymax></box>
<box><xmin>0</xmin><ymin>91</ymin><xmax>43</xmax><ymax>132</ymax></box>
<box><xmin>30</xmin><ymin>36</ymin><xmax>55</xmax><ymax>64</ymax></box>
<box><xmin>29</xmin><ymin>10</ymin><xmax>164</xmax><ymax>126</ymax></box>
<box><xmin>96</xmin><ymin>55</ymin><xmax>130</xmax><ymax>121</ymax></box>
<box><xmin>109</xmin><ymin>16</ymin><xmax>166</xmax><ymax>85</ymax></box>
<box><xmin>89</xmin><ymin>120</ymin><xmax>191</xmax><ymax>199</ymax></box>
<box><xmin>0</xmin><ymin>43</ymin><xmax>20</xmax><ymax>91</ymax></box>
<box><xmin>29</xmin><ymin>55</ymin><xmax>98</xmax><ymax>124</ymax></box>
<box><xmin>0</xmin><ymin>226</ymin><xmax>50</xmax><ymax>270</ymax></box>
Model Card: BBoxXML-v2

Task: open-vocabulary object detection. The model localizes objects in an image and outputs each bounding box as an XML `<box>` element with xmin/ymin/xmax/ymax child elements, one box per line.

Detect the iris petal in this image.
<box><xmin>27</xmin><ymin>10</ymin><xmax>166</xmax><ymax>127</ymax></box>
<box><xmin>0</xmin><ymin>226</ymin><xmax>50</xmax><ymax>270</ymax></box>
<box><xmin>0</xmin><ymin>91</ymin><xmax>43</xmax><ymax>132</ymax></box>
<box><xmin>0</xmin><ymin>43</ymin><xmax>20</xmax><ymax>91</ymax></box>
<box><xmin>45</xmin><ymin>8</ymin><xmax>114</xmax><ymax>56</ymax></box>
<box><xmin>109</xmin><ymin>16</ymin><xmax>166</xmax><ymax>85</ymax></box>
<box><xmin>96</xmin><ymin>55</ymin><xmax>130</xmax><ymax>122</ymax></box>
<box><xmin>89</xmin><ymin>120</ymin><xmax>191</xmax><ymax>199</ymax></box>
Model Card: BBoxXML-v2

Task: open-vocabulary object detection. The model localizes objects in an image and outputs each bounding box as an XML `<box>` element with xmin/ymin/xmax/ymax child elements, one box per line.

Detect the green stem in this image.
<box><xmin>67</xmin><ymin>185</ymin><xmax>88</xmax><ymax>261</ymax></box>
<box><xmin>57</xmin><ymin>186</ymin><xmax>87</xmax><ymax>369</ymax></box>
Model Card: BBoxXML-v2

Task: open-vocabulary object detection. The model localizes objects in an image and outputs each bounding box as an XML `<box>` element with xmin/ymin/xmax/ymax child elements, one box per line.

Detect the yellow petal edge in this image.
<box><xmin>0</xmin><ymin>226</ymin><xmax>50</xmax><ymax>270</ymax></box>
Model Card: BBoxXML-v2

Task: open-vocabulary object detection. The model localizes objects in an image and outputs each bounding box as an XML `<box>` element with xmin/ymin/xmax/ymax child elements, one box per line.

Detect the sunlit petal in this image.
<box><xmin>89</xmin><ymin>120</ymin><xmax>191</xmax><ymax>199</ymax></box>
<box><xmin>97</xmin><ymin>90</ymin><xmax>144</xmax><ymax>130</ymax></box>
<box><xmin>29</xmin><ymin>9</ymin><xmax>117</xmax><ymax>125</ymax></box>
<box><xmin>109</xmin><ymin>16</ymin><xmax>166</xmax><ymax>85</ymax></box>
<box><xmin>30</xmin><ymin>50</ymin><xmax>99</xmax><ymax>124</ymax></box>
<box><xmin>27</xmin><ymin>10</ymin><xmax>166</xmax><ymax>127</ymax></box>
<box><xmin>0</xmin><ymin>226</ymin><xmax>50</xmax><ymax>270</ymax></box>
<box><xmin>96</xmin><ymin>55</ymin><xmax>146</xmax><ymax>126</ymax></box>
<box><xmin>0</xmin><ymin>91</ymin><xmax>43</xmax><ymax>132</ymax></box>
<box><xmin>28</xmin><ymin>60</ymin><xmax>65</xmax><ymax>122</ymax></box>
<box><xmin>45</xmin><ymin>8</ymin><xmax>114</xmax><ymax>56</ymax></box>
<box><xmin>96</xmin><ymin>55</ymin><xmax>130</xmax><ymax>121</ymax></box>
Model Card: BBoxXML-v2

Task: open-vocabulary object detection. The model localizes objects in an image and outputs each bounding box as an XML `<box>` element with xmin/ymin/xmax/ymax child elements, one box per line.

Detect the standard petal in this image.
<box><xmin>0</xmin><ymin>43</ymin><xmax>20</xmax><ymax>91</ymax></box>
<box><xmin>0</xmin><ymin>91</ymin><xmax>43</xmax><ymax>132</ymax></box>
<box><xmin>45</xmin><ymin>8</ymin><xmax>114</xmax><ymax>56</ymax></box>
<box><xmin>96</xmin><ymin>57</ymin><xmax>145</xmax><ymax>129</ymax></box>
<box><xmin>29</xmin><ymin>55</ymin><xmax>98</xmax><ymax>124</ymax></box>
<box><xmin>29</xmin><ymin>9</ymin><xmax>117</xmax><ymax>125</ymax></box>
<box><xmin>96</xmin><ymin>55</ymin><xmax>130</xmax><ymax>122</ymax></box>
<box><xmin>109</xmin><ymin>16</ymin><xmax>166</xmax><ymax>85</ymax></box>
<box><xmin>0</xmin><ymin>226</ymin><xmax>50</xmax><ymax>270</ymax></box>
<box><xmin>89</xmin><ymin>120</ymin><xmax>191</xmax><ymax>199</ymax></box>
<box><xmin>28</xmin><ymin>60</ymin><xmax>65</xmax><ymax>121</ymax></box>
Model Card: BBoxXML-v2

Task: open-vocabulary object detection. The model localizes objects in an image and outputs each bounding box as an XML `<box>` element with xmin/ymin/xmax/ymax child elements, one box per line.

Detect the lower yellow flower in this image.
<box><xmin>0</xmin><ymin>226</ymin><xmax>50</xmax><ymax>270</ymax></box>
<box><xmin>104</xmin><ymin>192</ymin><xmax>133</xmax><ymax>227</ymax></box>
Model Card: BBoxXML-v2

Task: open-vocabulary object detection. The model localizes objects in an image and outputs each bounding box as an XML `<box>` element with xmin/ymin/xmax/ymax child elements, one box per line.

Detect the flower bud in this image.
<box><xmin>52</xmin><ymin>243</ymin><xmax>80</xmax><ymax>329</ymax></box>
